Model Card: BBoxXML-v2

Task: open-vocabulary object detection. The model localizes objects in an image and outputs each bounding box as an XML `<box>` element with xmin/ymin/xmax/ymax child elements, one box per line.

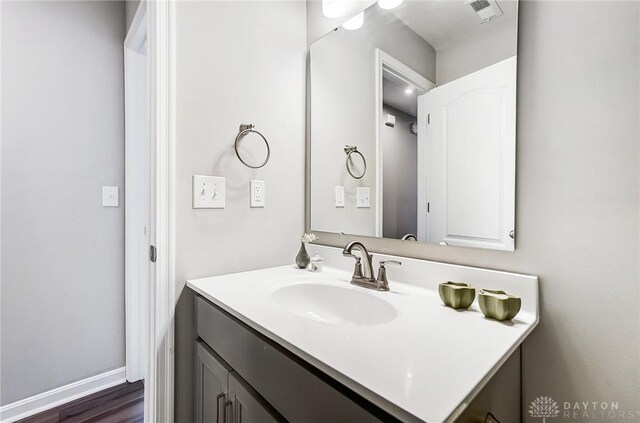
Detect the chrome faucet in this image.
<box><xmin>342</xmin><ymin>241</ymin><xmax>379</xmax><ymax>290</ymax></box>
<box><xmin>342</xmin><ymin>242</ymin><xmax>402</xmax><ymax>291</ymax></box>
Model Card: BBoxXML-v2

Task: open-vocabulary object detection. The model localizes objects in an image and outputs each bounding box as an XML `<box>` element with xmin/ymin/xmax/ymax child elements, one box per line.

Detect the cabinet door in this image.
<box><xmin>227</xmin><ymin>371</ymin><xmax>285</xmax><ymax>423</ymax></box>
<box><xmin>196</xmin><ymin>341</ymin><xmax>232</xmax><ymax>423</ymax></box>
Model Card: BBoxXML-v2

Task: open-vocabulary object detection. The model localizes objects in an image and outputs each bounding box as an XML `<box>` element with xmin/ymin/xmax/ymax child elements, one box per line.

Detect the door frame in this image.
<box><xmin>124</xmin><ymin>0</ymin><xmax>149</xmax><ymax>384</ymax></box>
<box><xmin>146</xmin><ymin>1</ymin><xmax>176</xmax><ymax>422</ymax></box>
<box><xmin>374</xmin><ymin>49</ymin><xmax>434</xmax><ymax>237</ymax></box>
<box><xmin>417</xmin><ymin>93</ymin><xmax>429</xmax><ymax>243</ymax></box>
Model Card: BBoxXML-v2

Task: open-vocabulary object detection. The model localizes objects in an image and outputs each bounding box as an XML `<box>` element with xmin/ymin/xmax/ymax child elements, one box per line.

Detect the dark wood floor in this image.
<box><xmin>18</xmin><ymin>381</ymin><xmax>144</xmax><ymax>423</ymax></box>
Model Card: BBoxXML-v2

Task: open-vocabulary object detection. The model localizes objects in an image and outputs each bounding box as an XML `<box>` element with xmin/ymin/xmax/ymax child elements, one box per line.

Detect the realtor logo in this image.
<box><xmin>529</xmin><ymin>396</ymin><xmax>560</xmax><ymax>422</ymax></box>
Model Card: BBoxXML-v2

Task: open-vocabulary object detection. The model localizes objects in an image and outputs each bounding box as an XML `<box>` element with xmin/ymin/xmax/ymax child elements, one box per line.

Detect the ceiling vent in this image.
<box><xmin>466</xmin><ymin>0</ymin><xmax>503</xmax><ymax>22</ymax></box>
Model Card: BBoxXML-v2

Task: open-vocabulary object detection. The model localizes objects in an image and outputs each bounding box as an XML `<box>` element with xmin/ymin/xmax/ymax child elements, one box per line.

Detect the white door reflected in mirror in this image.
<box><xmin>419</xmin><ymin>57</ymin><xmax>516</xmax><ymax>251</ymax></box>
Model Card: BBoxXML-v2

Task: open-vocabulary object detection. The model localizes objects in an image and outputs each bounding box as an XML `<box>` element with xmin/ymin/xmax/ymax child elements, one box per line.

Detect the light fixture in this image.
<box><xmin>404</xmin><ymin>87</ymin><xmax>414</xmax><ymax>95</ymax></box>
<box><xmin>322</xmin><ymin>0</ymin><xmax>346</xmax><ymax>18</ymax></box>
<box><xmin>378</xmin><ymin>0</ymin><xmax>404</xmax><ymax>10</ymax></box>
<box><xmin>342</xmin><ymin>12</ymin><xmax>364</xmax><ymax>30</ymax></box>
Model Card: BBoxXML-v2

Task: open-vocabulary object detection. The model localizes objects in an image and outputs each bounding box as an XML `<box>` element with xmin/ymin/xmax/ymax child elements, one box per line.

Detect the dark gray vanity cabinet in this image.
<box><xmin>196</xmin><ymin>340</ymin><xmax>283</xmax><ymax>423</ymax></box>
<box><xmin>195</xmin><ymin>294</ymin><xmax>520</xmax><ymax>423</ymax></box>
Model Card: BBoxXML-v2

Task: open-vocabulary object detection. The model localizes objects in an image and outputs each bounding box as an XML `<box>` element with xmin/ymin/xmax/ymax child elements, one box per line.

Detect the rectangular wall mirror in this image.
<box><xmin>310</xmin><ymin>0</ymin><xmax>518</xmax><ymax>251</ymax></box>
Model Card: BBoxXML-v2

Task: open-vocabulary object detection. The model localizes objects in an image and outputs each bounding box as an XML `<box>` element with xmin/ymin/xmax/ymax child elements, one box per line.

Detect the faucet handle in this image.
<box><xmin>376</xmin><ymin>260</ymin><xmax>401</xmax><ymax>291</ymax></box>
<box><xmin>380</xmin><ymin>260</ymin><xmax>402</xmax><ymax>269</ymax></box>
<box><xmin>352</xmin><ymin>257</ymin><xmax>363</xmax><ymax>279</ymax></box>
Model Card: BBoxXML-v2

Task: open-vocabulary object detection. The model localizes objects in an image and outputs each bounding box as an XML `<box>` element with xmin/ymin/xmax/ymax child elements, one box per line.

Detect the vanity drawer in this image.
<box><xmin>196</xmin><ymin>295</ymin><xmax>394</xmax><ymax>423</ymax></box>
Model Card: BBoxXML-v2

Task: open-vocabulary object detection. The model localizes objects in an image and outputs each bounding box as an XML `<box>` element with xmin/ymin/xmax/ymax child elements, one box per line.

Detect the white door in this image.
<box><xmin>421</xmin><ymin>56</ymin><xmax>516</xmax><ymax>251</ymax></box>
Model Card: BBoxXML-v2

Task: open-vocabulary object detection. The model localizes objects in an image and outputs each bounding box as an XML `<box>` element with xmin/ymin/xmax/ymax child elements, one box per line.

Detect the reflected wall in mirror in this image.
<box><xmin>310</xmin><ymin>0</ymin><xmax>518</xmax><ymax>251</ymax></box>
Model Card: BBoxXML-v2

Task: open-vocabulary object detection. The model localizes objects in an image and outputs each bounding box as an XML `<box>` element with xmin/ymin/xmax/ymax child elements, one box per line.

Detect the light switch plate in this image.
<box><xmin>193</xmin><ymin>175</ymin><xmax>225</xmax><ymax>209</ymax></box>
<box><xmin>335</xmin><ymin>186</ymin><xmax>345</xmax><ymax>207</ymax></box>
<box><xmin>356</xmin><ymin>187</ymin><xmax>371</xmax><ymax>208</ymax></box>
<box><xmin>250</xmin><ymin>180</ymin><xmax>265</xmax><ymax>208</ymax></box>
<box><xmin>102</xmin><ymin>186</ymin><xmax>119</xmax><ymax>207</ymax></box>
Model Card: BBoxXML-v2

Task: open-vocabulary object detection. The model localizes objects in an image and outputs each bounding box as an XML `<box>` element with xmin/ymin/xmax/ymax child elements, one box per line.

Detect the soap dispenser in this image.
<box><xmin>309</xmin><ymin>251</ymin><xmax>323</xmax><ymax>273</ymax></box>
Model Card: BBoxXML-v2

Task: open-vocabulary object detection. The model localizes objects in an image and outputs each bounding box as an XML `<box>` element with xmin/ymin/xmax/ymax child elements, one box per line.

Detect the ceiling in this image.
<box><xmin>390</xmin><ymin>0</ymin><xmax>518</xmax><ymax>50</ymax></box>
<box><xmin>383</xmin><ymin>75</ymin><xmax>418</xmax><ymax>116</ymax></box>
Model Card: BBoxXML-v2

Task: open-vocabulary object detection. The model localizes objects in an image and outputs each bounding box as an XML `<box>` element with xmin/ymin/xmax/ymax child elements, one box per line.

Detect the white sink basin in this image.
<box><xmin>271</xmin><ymin>282</ymin><xmax>397</xmax><ymax>326</ymax></box>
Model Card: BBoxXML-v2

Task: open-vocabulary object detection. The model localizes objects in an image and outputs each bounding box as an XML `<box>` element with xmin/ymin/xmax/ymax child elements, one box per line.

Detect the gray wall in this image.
<box><xmin>436</xmin><ymin>17</ymin><xmax>517</xmax><ymax>85</ymax></box>
<box><xmin>310</xmin><ymin>5</ymin><xmax>434</xmax><ymax>237</ymax></box>
<box><xmin>307</xmin><ymin>0</ymin><xmax>640</xmax><ymax>418</ymax></box>
<box><xmin>174</xmin><ymin>2</ymin><xmax>307</xmax><ymax>422</ymax></box>
<box><xmin>1</xmin><ymin>1</ymin><xmax>126</xmax><ymax>405</ymax></box>
<box><xmin>381</xmin><ymin>104</ymin><xmax>417</xmax><ymax>239</ymax></box>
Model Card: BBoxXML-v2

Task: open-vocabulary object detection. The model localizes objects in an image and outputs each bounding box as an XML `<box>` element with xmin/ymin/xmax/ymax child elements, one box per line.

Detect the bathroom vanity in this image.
<box><xmin>188</xmin><ymin>2</ymin><xmax>529</xmax><ymax>419</ymax></box>
<box><xmin>188</xmin><ymin>245</ymin><xmax>538</xmax><ymax>423</ymax></box>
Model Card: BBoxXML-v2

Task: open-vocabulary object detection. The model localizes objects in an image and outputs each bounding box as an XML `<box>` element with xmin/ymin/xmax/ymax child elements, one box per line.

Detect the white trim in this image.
<box><xmin>417</xmin><ymin>93</ymin><xmax>429</xmax><ymax>242</ymax></box>
<box><xmin>124</xmin><ymin>0</ymin><xmax>149</xmax><ymax>384</ymax></box>
<box><xmin>146</xmin><ymin>1</ymin><xmax>176</xmax><ymax>422</ymax></box>
<box><xmin>0</xmin><ymin>9</ymin><xmax>3</xmax><ymax>413</ymax></box>
<box><xmin>374</xmin><ymin>49</ymin><xmax>434</xmax><ymax>237</ymax></box>
<box><xmin>0</xmin><ymin>368</ymin><xmax>126</xmax><ymax>423</ymax></box>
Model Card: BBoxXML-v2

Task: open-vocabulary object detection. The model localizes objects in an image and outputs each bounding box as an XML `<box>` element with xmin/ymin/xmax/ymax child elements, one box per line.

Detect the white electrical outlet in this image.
<box><xmin>193</xmin><ymin>175</ymin><xmax>225</xmax><ymax>209</ymax></box>
<box><xmin>335</xmin><ymin>186</ymin><xmax>345</xmax><ymax>207</ymax></box>
<box><xmin>356</xmin><ymin>187</ymin><xmax>371</xmax><ymax>208</ymax></box>
<box><xmin>250</xmin><ymin>180</ymin><xmax>265</xmax><ymax>208</ymax></box>
<box><xmin>102</xmin><ymin>186</ymin><xmax>119</xmax><ymax>207</ymax></box>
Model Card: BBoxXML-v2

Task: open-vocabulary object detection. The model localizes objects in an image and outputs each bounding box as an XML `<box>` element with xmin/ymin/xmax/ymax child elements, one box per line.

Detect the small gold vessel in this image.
<box><xmin>438</xmin><ymin>282</ymin><xmax>476</xmax><ymax>309</ymax></box>
<box><xmin>478</xmin><ymin>289</ymin><xmax>521</xmax><ymax>321</ymax></box>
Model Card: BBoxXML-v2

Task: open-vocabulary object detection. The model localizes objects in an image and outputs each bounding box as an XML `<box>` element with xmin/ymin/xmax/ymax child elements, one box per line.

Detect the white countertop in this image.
<box><xmin>187</xmin><ymin>248</ymin><xmax>538</xmax><ymax>422</ymax></box>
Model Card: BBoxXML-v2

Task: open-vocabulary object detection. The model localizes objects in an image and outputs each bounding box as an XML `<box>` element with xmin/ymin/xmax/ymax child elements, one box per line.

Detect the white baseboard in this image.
<box><xmin>0</xmin><ymin>367</ymin><xmax>126</xmax><ymax>423</ymax></box>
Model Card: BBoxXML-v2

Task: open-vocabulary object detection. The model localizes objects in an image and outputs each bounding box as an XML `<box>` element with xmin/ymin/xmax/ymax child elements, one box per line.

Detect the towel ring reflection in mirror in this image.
<box><xmin>344</xmin><ymin>145</ymin><xmax>366</xmax><ymax>179</ymax></box>
<box><xmin>235</xmin><ymin>124</ymin><xmax>271</xmax><ymax>169</ymax></box>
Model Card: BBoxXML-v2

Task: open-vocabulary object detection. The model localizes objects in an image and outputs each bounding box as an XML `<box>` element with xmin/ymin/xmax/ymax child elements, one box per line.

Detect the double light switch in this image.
<box><xmin>193</xmin><ymin>175</ymin><xmax>225</xmax><ymax>209</ymax></box>
<box><xmin>335</xmin><ymin>186</ymin><xmax>371</xmax><ymax>208</ymax></box>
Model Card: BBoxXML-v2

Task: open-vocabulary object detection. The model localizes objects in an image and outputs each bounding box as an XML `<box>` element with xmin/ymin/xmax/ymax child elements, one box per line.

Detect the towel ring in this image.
<box><xmin>344</xmin><ymin>145</ymin><xmax>366</xmax><ymax>179</ymax></box>
<box><xmin>235</xmin><ymin>124</ymin><xmax>271</xmax><ymax>169</ymax></box>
